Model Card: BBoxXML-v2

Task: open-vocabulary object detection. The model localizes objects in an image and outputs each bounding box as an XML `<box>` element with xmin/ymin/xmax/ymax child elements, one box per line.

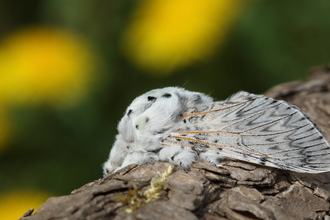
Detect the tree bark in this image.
<box><xmin>20</xmin><ymin>65</ymin><xmax>330</xmax><ymax>220</ymax></box>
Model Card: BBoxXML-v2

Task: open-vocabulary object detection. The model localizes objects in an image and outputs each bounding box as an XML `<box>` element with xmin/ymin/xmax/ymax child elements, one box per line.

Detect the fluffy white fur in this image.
<box><xmin>103</xmin><ymin>87</ymin><xmax>330</xmax><ymax>175</ymax></box>
<box><xmin>103</xmin><ymin>87</ymin><xmax>213</xmax><ymax>175</ymax></box>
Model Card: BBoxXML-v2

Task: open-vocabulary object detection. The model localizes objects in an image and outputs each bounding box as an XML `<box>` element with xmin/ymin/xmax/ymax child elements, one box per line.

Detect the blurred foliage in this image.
<box><xmin>0</xmin><ymin>109</ymin><xmax>10</xmax><ymax>153</ymax></box>
<box><xmin>0</xmin><ymin>0</ymin><xmax>330</xmax><ymax>218</ymax></box>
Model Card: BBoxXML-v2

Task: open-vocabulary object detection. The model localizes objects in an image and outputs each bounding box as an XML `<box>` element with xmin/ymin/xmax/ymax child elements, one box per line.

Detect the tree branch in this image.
<box><xmin>21</xmin><ymin>65</ymin><xmax>330</xmax><ymax>220</ymax></box>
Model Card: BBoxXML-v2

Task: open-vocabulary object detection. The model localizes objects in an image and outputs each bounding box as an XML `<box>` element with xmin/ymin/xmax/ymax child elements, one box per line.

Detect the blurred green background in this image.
<box><xmin>0</xmin><ymin>0</ymin><xmax>330</xmax><ymax>218</ymax></box>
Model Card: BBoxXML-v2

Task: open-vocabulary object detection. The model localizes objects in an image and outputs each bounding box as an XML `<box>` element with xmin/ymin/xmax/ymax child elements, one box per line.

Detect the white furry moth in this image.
<box><xmin>103</xmin><ymin>87</ymin><xmax>330</xmax><ymax>175</ymax></box>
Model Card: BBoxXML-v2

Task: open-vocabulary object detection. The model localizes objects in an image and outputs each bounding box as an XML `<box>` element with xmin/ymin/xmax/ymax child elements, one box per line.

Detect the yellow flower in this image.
<box><xmin>0</xmin><ymin>190</ymin><xmax>50</xmax><ymax>220</ymax></box>
<box><xmin>123</xmin><ymin>0</ymin><xmax>244</xmax><ymax>74</ymax></box>
<box><xmin>0</xmin><ymin>26</ymin><xmax>97</xmax><ymax>108</ymax></box>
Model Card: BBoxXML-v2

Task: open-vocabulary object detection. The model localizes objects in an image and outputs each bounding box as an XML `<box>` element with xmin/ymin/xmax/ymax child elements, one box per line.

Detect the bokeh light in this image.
<box><xmin>0</xmin><ymin>26</ymin><xmax>97</xmax><ymax>108</ymax></box>
<box><xmin>123</xmin><ymin>0</ymin><xmax>244</xmax><ymax>74</ymax></box>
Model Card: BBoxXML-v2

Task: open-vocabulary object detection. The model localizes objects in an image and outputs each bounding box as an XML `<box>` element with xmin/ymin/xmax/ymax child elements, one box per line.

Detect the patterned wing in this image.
<box><xmin>162</xmin><ymin>91</ymin><xmax>330</xmax><ymax>173</ymax></box>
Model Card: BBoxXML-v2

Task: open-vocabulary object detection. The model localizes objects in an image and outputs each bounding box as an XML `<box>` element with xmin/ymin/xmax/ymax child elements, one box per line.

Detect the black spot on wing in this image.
<box><xmin>151</xmin><ymin>149</ymin><xmax>161</xmax><ymax>154</ymax></box>
<box><xmin>269</xmin><ymin>145</ymin><xmax>280</xmax><ymax>151</ymax></box>
<box><xmin>162</xmin><ymin>93</ymin><xmax>172</xmax><ymax>98</ymax></box>
<box><xmin>191</xmin><ymin>146</ymin><xmax>207</xmax><ymax>153</ymax></box>
<box><xmin>127</xmin><ymin>109</ymin><xmax>133</xmax><ymax>116</ymax></box>
<box><xmin>171</xmin><ymin>151</ymin><xmax>180</xmax><ymax>161</ymax></box>
<box><xmin>193</xmin><ymin>135</ymin><xmax>201</xmax><ymax>140</ymax></box>
<box><xmin>259</xmin><ymin>157</ymin><xmax>267</xmax><ymax>165</ymax></box>
<box><xmin>193</xmin><ymin>134</ymin><xmax>207</xmax><ymax>140</ymax></box>
<box><xmin>147</xmin><ymin>96</ymin><xmax>157</xmax><ymax>102</ymax></box>
<box><xmin>188</xmin><ymin>116</ymin><xmax>198</xmax><ymax>123</ymax></box>
<box><xmin>193</xmin><ymin>94</ymin><xmax>201</xmax><ymax>103</ymax></box>
<box><xmin>190</xmin><ymin>107</ymin><xmax>199</xmax><ymax>114</ymax></box>
<box><xmin>145</xmin><ymin>117</ymin><xmax>149</xmax><ymax>122</ymax></box>
<box><xmin>188</xmin><ymin>141</ymin><xmax>210</xmax><ymax>149</ymax></box>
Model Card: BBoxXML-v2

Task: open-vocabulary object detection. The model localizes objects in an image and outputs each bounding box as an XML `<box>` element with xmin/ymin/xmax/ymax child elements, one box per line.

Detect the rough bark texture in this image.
<box><xmin>20</xmin><ymin>65</ymin><xmax>330</xmax><ymax>220</ymax></box>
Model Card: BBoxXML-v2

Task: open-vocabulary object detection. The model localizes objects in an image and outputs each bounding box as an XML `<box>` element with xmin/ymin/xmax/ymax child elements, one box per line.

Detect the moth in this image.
<box><xmin>103</xmin><ymin>87</ymin><xmax>330</xmax><ymax>175</ymax></box>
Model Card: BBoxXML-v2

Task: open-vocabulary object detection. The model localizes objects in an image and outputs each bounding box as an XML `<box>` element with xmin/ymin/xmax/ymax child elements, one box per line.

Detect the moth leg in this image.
<box><xmin>159</xmin><ymin>146</ymin><xmax>197</xmax><ymax>172</ymax></box>
<box><xmin>114</xmin><ymin>151</ymin><xmax>159</xmax><ymax>172</ymax></box>
<box><xmin>199</xmin><ymin>152</ymin><xmax>227</xmax><ymax>168</ymax></box>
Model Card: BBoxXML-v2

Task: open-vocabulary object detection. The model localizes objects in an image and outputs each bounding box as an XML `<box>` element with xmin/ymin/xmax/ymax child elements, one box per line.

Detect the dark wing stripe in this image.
<box><xmin>166</xmin><ymin>91</ymin><xmax>330</xmax><ymax>173</ymax></box>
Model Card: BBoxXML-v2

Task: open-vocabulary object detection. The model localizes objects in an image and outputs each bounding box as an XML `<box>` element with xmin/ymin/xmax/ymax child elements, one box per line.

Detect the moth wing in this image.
<box><xmin>163</xmin><ymin>91</ymin><xmax>330</xmax><ymax>173</ymax></box>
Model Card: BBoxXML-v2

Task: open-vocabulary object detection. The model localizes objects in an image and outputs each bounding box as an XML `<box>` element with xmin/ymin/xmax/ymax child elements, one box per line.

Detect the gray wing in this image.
<box><xmin>163</xmin><ymin>91</ymin><xmax>330</xmax><ymax>173</ymax></box>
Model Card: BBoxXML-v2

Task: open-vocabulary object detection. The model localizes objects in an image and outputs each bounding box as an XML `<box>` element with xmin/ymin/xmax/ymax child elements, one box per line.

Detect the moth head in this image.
<box><xmin>118</xmin><ymin>87</ymin><xmax>213</xmax><ymax>139</ymax></box>
<box><xmin>125</xmin><ymin>87</ymin><xmax>212</xmax><ymax>119</ymax></box>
